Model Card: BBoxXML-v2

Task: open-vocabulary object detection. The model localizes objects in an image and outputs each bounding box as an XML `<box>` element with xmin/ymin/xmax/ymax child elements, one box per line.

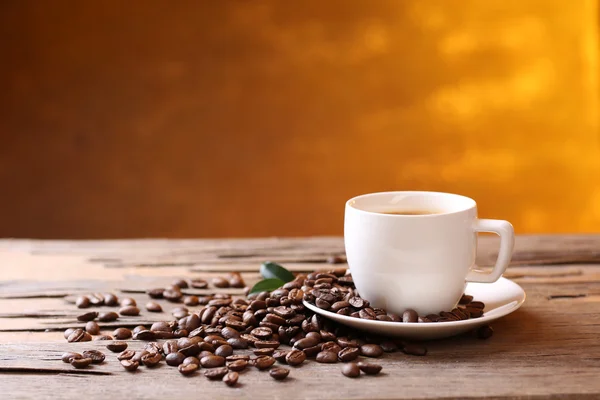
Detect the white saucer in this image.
<box><xmin>303</xmin><ymin>277</ymin><xmax>525</xmax><ymax>340</ymax></box>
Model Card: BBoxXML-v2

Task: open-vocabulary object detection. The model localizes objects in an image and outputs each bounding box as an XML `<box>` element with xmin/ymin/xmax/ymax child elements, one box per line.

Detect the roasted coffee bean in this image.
<box><xmin>117</xmin><ymin>350</ymin><xmax>136</xmax><ymax>361</ymax></box>
<box><xmin>403</xmin><ymin>343</ymin><xmax>428</xmax><ymax>356</ymax></box>
<box><xmin>190</xmin><ymin>279</ymin><xmax>208</xmax><ymax>289</ymax></box>
<box><xmin>224</xmin><ymin>319</ymin><xmax>246</xmax><ymax>330</ymax></box>
<box><xmin>272</xmin><ymin>306</ymin><xmax>295</xmax><ymax>319</ymax></box>
<box><xmin>229</xmin><ymin>273</ymin><xmax>245</xmax><ymax>289</ymax></box>
<box><xmin>131</xmin><ymin>350</ymin><xmax>149</xmax><ymax>364</ymax></box>
<box><xmin>198</xmin><ymin>351</ymin><xmax>214</xmax><ymax>359</ymax></box>
<box><xmin>330</xmin><ymin>301</ymin><xmax>350</xmax><ymax>312</ymax></box>
<box><xmin>426</xmin><ymin>314</ymin><xmax>441</xmax><ymax>322</ymax></box>
<box><xmin>226</xmin><ymin>354</ymin><xmax>250</xmax><ymax>362</ymax></box>
<box><xmin>64</xmin><ymin>328</ymin><xmax>75</xmax><ymax>340</ymax></box>
<box><xmin>178</xmin><ymin>363</ymin><xmax>198</xmax><ymax>376</ymax></box>
<box><xmin>272</xmin><ymin>350</ymin><xmax>290</xmax><ymax>363</ymax></box>
<box><xmin>303</xmin><ymin>344</ymin><xmax>322</xmax><ymax>358</ymax></box>
<box><xmin>98</xmin><ymin>311</ymin><xmax>119</xmax><ymax>322</ymax></box>
<box><xmin>113</xmin><ymin>327</ymin><xmax>132</xmax><ymax>340</ymax></box>
<box><xmin>321</xmin><ymin>341</ymin><xmax>342</xmax><ymax>354</ymax></box>
<box><xmin>269</xmin><ymin>367</ymin><xmax>290</xmax><ymax>380</ymax></box>
<box><xmin>223</xmin><ymin>371</ymin><xmax>239</xmax><ymax>386</ymax></box>
<box><xmin>316</xmin><ymin>298</ymin><xmax>331</xmax><ymax>310</ymax></box>
<box><xmin>212</xmin><ymin>277</ymin><xmax>230</xmax><ymax>288</ymax></box>
<box><xmin>360</xmin><ymin>344</ymin><xmax>384</xmax><ymax>358</ymax></box>
<box><xmin>338</xmin><ymin>346</ymin><xmax>360</xmax><ymax>362</ymax></box>
<box><xmin>166</xmin><ymin>352</ymin><xmax>186</xmax><ymax>366</ymax></box>
<box><xmin>293</xmin><ymin>336</ymin><xmax>319</xmax><ymax>350</ymax></box>
<box><xmin>342</xmin><ymin>363</ymin><xmax>360</xmax><ymax>377</ymax></box>
<box><xmin>250</xmin><ymin>300</ymin><xmax>267</xmax><ymax>311</ymax></box>
<box><xmin>87</xmin><ymin>293</ymin><xmax>104</xmax><ymax>306</ymax></box>
<box><xmin>121</xmin><ymin>359</ymin><xmax>139</xmax><ymax>371</ymax></box>
<box><xmin>402</xmin><ymin>309</ymin><xmax>418</xmax><ymax>323</ymax></box>
<box><xmin>106</xmin><ymin>341</ymin><xmax>128</xmax><ymax>353</ymax></box>
<box><xmin>253</xmin><ymin>348</ymin><xmax>274</xmax><ymax>356</ymax></box>
<box><xmin>208</xmin><ymin>298</ymin><xmax>232</xmax><ymax>307</ymax></box>
<box><xmin>227</xmin><ymin>337</ymin><xmax>249</xmax><ymax>349</ymax></box>
<box><xmin>221</xmin><ymin>327</ymin><xmax>240</xmax><ymax>339</ymax></box>
<box><xmin>132</xmin><ymin>325</ymin><xmax>147</xmax><ymax>335</ymax></box>
<box><xmin>265</xmin><ymin>313</ymin><xmax>286</xmax><ymax>326</ymax></box>
<box><xmin>417</xmin><ymin>316</ymin><xmax>431</xmax><ymax>323</ymax></box>
<box><xmin>120</xmin><ymin>297</ymin><xmax>136</xmax><ymax>307</ymax></box>
<box><xmin>163</xmin><ymin>340</ymin><xmax>179</xmax><ymax>354</ymax></box>
<box><xmin>316</xmin><ymin>350</ymin><xmax>338</xmax><ymax>363</ymax></box>
<box><xmin>94</xmin><ymin>335</ymin><xmax>114</xmax><ymax>341</ymax></box>
<box><xmin>145</xmin><ymin>301</ymin><xmax>163</xmax><ymax>312</ymax></box>
<box><xmin>163</xmin><ymin>287</ymin><xmax>183</xmax><ymax>302</ymax></box>
<box><xmin>459</xmin><ymin>294</ymin><xmax>474</xmax><ymax>304</ymax></box>
<box><xmin>254</xmin><ymin>355</ymin><xmax>276</xmax><ymax>370</ymax></box>
<box><xmin>198</xmin><ymin>342</ymin><xmax>216</xmax><ymax>353</ymax></box>
<box><xmin>469</xmin><ymin>301</ymin><xmax>485</xmax><ymax>309</ymax></box>
<box><xmin>380</xmin><ymin>340</ymin><xmax>399</xmax><ymax>352</ymax></box>
<box><xmin>226</xmin><ymin>361</ymin><xmax>248</xmax><ymax>372</ymax></box>
<box><xmin>357</xmin><ymin>361</ymin><xmax>382</xmax><ymax>375</ymax></box>
<box><xmin>76</xmin><ymin>296</ymin><xmax>91</xmax><ymax>309</ymax></box>
<box><xmin>251</xmin><ymin>327</ymin><xmax>273</xmax><ymax>340</ymax></box>
<box><xmin>359</xmin><ymin>308</ymin><xmax>376</xmax><ymax>320</ymax></box>
<box><xmin>77</xmin><ymin>311</ymin><xmax>98</xmax><ymax>322</ymax></box>
<box><xmin>70</xmin><ymin>357</ymin><xmax>93</xmax><ymax>369</ymax></box>
<box><xmin>477</xmin><ymin>325</ymin><xmax>494</xmax><ymax>339</ymax></box>
<box><xmin>182</xmin><ymin>356</ymin><xmax>200</xmax><ymax>366</ymax></box>
<box><xmin>204</xmin><ymin>367</ymin><xmax>228</xmax><ymax>380</ymax></box>
<box><xmin>201</xmin><ymin>355</ymin><xmax>225</xmax><ymax>368</ymax></box>
<box><xmin>104</xmin><ymin>293</ymin><xmax>119</xmax><ymax>306</ymax></box>
<box><xmin>376</xmin><ymin>314</ymin><xmax>392</xmax><ymax>321</ymax></box>
<box><xmin>133</xmin><ymin>330</ymin><xmax>157</xmax><ymax>341</ymax></box>
<box><xmin>259</xmin><ymin>321</ymin><xmax>280</xmax><ymax>332</ymax></box>
<box><xmin>146</xmin><ymin>288</ymin><xmax>164</xmax><ymax>299</ymax></box>
<box><xmin>149</xmin><ymin>321</ymin><xmax>170</xmax><ymax>333</ymax></box>
<box><xmin>141</xmin><ymin>352</ymin><xmax>162</xmax><ymax>367</ymax></box>
<box><xmin>179</xmin><ymin>344</ymin><xmax>201</xmax><ymax>357</ymax></box>
<box><xmin>184</xmin><ymin>296</ymin><xmax>199</xmax><ymax>306</ymax></box>
<box><xmin>119</xmin><ymin>306</ymin><xmax>140</xmax><ymax>316</ymax></box>
<box><xmin>62</xmin><ymin>352</ymin><xmax>82</xmax><ymax>363</ymax></box>
<box><xmin>144</xmin><ymin>342</ymin><xmax>161</xmax><ymax>354</ymax></box>
<box><xmin>82</xmin><ymin>350</ymin><xmax>105</xmax><ymax>364</ymax></box>
<box><xmin>171</xmin><ymin>278</ymin><xmax>189</xmax><ymax>289</ymax></box>
<box><xmin>337</xmin><ymin>307</ymin><xmax>352</xmax><ymax>316</ymax></box>
<box><xmin>468</xmin><ymin>308</ymin><xmax>484</xmax><ymax>318</ymax></box>
<box><xmin>215</xmin><ymin>344</ymin><xmax>234</xmax><ymax>357</ymax></box>
<box><xmin>85</xmin><ymin>321</ymin><xmax>100</xmax><ymax>335</ymax></box>
<box><xmin>348</xmin><ymin>296</ymin><xmax>366</xmax><ymax>309</ymax></box>
<box><xmin>255</xmin><ymin>340</ymin><xmax>280</xmax><ymax>349</ymax></box>
<box><xmin>68</xmin><ymin>329</ymin><xmax>92</xmax><ymax>343</ymax></box>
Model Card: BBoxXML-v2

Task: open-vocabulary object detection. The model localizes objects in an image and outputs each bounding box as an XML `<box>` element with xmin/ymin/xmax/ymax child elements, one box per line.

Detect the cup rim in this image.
<box><xmin>345</xmin><ymin>191</ymin><xmax>476</xmax><ymax>217</ymax></box>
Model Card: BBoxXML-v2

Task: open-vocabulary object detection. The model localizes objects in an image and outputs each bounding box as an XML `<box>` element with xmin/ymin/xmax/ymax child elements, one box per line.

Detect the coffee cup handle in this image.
<box><xmin>466</xmin><ymin>219</ymin><xmax>515</xmax><ymax>283</ymax></box>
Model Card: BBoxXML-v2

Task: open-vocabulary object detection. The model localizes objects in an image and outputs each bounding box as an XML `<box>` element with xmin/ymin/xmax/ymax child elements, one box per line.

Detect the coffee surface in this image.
<box><xmin>381</xmin><ymin>210</ymin><xmax>440</xmax><ymax>215</ymax></box>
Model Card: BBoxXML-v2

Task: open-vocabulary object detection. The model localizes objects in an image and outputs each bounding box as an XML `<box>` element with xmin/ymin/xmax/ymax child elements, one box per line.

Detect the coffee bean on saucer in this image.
<box><xmin>223</xmin><ymin>371</ymin><xmax>239</xmax><ymax>386</ymax></box>
<box><xmin>468</xmin><ymin>301</ymin><xmax>485</xmax><ymax>309</ymax></box>
<box><xmin>357</xmin><ymin>361</ymin><xmax>382</xmax><ymax>375</ymax></box>
<box><xmin>402</xmin><ymin>309</ymin><xmax>418</xmax><ymax>323</ymax></box>
<box><xmin>106</xmin><ymin>341</ymin><xmax>128</xmax><ymax>353</ymax></box>
<box><xmin>403</xmin><ymin>343</ymin><xmax>427</xmax><ymax>356</ymax></box>
<box><xmin>269</xmin><ymin>367</ymin><xmax>290</xmax><ymax>380</ymax></box>
<box><xmin>360</xmin><ymin>344</ymin><xmax>383</xmax><ymax>358</ymax></box>
<box><xmin>342</xmin><ymin>363</ymin><xmax>360</xmax><ymax>378</ymax></box>
<box><xmin>477</xmin><ymin>325</ymin><xmax>494</xmax><ymax>339</ymax></box>
<box><xmin>459</xmin><ymin>294</ymin><xmax>474</xmax><ymax>304</ymax></box>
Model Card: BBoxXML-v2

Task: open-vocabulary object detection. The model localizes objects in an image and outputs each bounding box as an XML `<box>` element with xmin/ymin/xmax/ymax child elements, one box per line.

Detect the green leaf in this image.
<box><xmin>260</xmin><ymin>261</ymin><xmax>295</xmax><ymax>282</ymax></box>
<box><xmin>249</xmin><ymin>278</ymin><xmax>286</xmax><ymax>294</ymax></box>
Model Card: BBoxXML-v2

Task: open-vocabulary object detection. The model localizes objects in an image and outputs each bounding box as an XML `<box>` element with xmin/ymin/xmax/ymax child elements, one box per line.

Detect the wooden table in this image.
<box><xmin>1</xmin><ymin>235</ymin><xmax>599</xmax><ymax>399</ymax></box>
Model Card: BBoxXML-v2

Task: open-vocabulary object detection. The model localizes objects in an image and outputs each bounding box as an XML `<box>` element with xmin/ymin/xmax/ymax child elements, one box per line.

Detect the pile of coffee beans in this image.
<box><xmin>60</xmin><ymin>268</ymin><xmax>492</xmax><ymax>385</ymax></box>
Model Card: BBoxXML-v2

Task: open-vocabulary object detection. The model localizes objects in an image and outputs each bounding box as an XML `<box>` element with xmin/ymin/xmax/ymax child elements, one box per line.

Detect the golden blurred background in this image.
<box><xmin>0</xmin><ymin>0</ymin><xmax>599</xmax><ymax>238</ymax></box>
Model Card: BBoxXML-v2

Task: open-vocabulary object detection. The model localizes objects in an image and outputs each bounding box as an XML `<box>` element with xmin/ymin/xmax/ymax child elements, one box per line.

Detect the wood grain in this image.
<box><xmin>1</xmin><ymin>236</ymin><xmax>600</xmax><ymax>399</ymax></box>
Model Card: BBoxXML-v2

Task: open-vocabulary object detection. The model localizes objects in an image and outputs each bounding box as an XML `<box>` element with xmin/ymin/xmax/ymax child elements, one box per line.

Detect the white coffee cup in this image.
<box><xmin>344</xmin><ymin>191</ymin><xmax>514</xmax><ymax>316</ymax></box>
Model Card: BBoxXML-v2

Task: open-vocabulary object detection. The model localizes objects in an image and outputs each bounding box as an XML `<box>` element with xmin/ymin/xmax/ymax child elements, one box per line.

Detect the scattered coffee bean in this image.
<box><xmin>89</xmin><ymin>293</ymin><xmax>105</xmax><ymax>306</ymax></box>
<box><xmin>380</xmin><ymin>340</ymin><xmax>399</xmax><ymax>352</ymax></box>
<box><xmin>98</xmin><ymin>311</ymin><xmax>119</xmax><ymax>322</ymax></box>
<box><xmin>120</xmin><ymin>359</ymin><xmax>139</xmax><ymax>371</ymax></box>
<box><xmin>183</xmin><ymin>356</ymin><xmax>200</xmax><ymax>366</ymax></box>
<box><xmin>76</xmin><ymin>296</ymin><xmax>90</xmax><ymax>309</ymax></box>
<box><xmin>316</xmin><ymin>351</ymin><xmax>338</xmax><ymax>363</ymax></box>
<box><xmin>360</xmin><ymin>344</ymin><xmax>384</xmax><ymax>358</ymax></box>
<box><xmin>477</xmin><ymin>325</ymin><xmax>494</xmax><ymax>339</ymax></box>
<box><xmin>285</xmin><ymin>349</ymin><xmax>306</xmax><ymax>366</ymax></box>
<box><xmin>64</xmin><ymin>328</ymin><xmax>75</xmax><ymax>340</ymax></box>
<box><xmin>272</xmin><ymin>350</ymin><xmax>290</xmax><ymax>363</ymax></box>
<box><xmin>223</xmin><ymin>371</ymin><xmax>239</xmax><ymax>386</ymax></box>
<box><xmin>106</xmin><ymin>341</ymin><xmax>128</xmax><ymax>353</ymax></box>
<box><xmin>338</xmin><ymin>347</ymin><xmax>360</xmax><ymax>362</ymax></box>
<box><xmin>342</xmin><ymin>363</ymin><xmax>360</xmax><ymax>378</ymax></box>
<box><xmin>142</xmin><ymin>352</ymin><xmax>162</xmax><ymax>367</ymax></box>
<box><xmin>77</xmin><ymin>311</ymin><xmax>98</xmax><ymax>322</ymax></box>
<box><xmin>82</xmin><ymin>350</ymin><xmax>105</xmax><ymax>364</ymax></box>
<box><xmin>269</xmin><ymin>367</ymin><xmax>290</xmax><ymax>380</ymax></box>
<box><xmin>119</xmin><ymin>306</ymin><xmax>140</xmax><ymax>316</ymax></box>
<box><xmin>229</xmin><ymin>273</ymin><xmax>245</xmax><ymax>288</ymax></box>
<box><xmin>402</xmin><ymin>343</ymin><xmax>427</xmax><ymax>356</ymax></box>
<box><xmin>205</xmin><ymin>367</ymin><xmax>229</xmax><ymax>380</ymax></box>
<box><xmin>70</xmin><ymin>357</ymin><xmax>93</xmax><ymax>369</ymax></box>
<box><xmin>132</xmin><ymin>325</ymin><xmax>147</xmax><ymax>335</ymax></box>
<box><xmin>166</xmin><ymin>352</ymin><xmax>186</xmax><ymax>366</ymax></box>
<box><xmin>253</xmin><ymin>348</ymin><xmax>275</xmax><ymax>356</ymax></box>
<box><xmin>67</xmin><ymin>329</ymin><xmax>92</xmax><ymax>343</ymax></box>
<box><xmin>147</xmin><ymin>288</ymin><xmax>164</xmax><ymax>299</ymax></box>
<box><xmin>201</xmin><ymin>355</ymin><xmax>225</xmax><ymax>368</ymax></box>
<box><xmin>163</xmin><ymin>286</ymin><xmax>183</xmax><ymax>302</ymax></box>
<box><xmin>190</xmin><ymin>279</ymin><xmax>208</xmax><ymax>289</ymax></box>
<box><xmin>145</xmin><ymin>301</ymin><xmax>162</xmax><ymax>312</ymax></box>
<box><xmin>254</xmin><ymin>355</ymin><xmax>276</xmax><ymax>370</ymax></box>
<box><xmin>212</xmin><ymin>277</ymin><xmax>230</xmax><ymax>288</ymax></box>
<box><xmin>172</xmin><ymin>278</ymin><xmax>189</xmax><ymax>289</ymax></box>
<box><xmin>184</xmin><ymin>296</ymin><xmax>199</xmax><ymax>306</ymax></box>
<box><xmin>357</xmin><ymin>361</ymin><xmax>382</xmax><ymax>375</ymax></box>
<box><xmin>61</xmin><ymin>352</ymin><xmax>82</xmax><ymax>363</ymax></box>
<box><xmin>104</xmin><ymin>293</ymin><xmax>119</xmax><ymax>306</ymax></box>
<box><xmin>178</xmin><ymin>362</ymin><xmax>198</xmax><ymax>376</ymax></box>
<box><xmin>120</xmin><ymin>297</ymin><xmax>136</xmax><ymax>307</ymax></box>
<box><xmin>94</xmin><ymin>335</ymin><xmax>114</xmax><ymax>341</ymax></box>
<box><xmin>113</xmin><ymin>327</ymin><xmax>132</xmax><ymax>340</ymax></box>
<box><xmin>117</xmin><ymin>350</ymin><xmax>136</xmax><ymax>361</ymax></box>
<box><xmin>85</xmin><ymin>321</ymin><xmax>100</xmax><ymax>335</ymax></box>
<box><xmin>227</xmin><ymin>359</ymin><xmax>248</xmax><ymax>371</ymax></box>
<box><xmin>133</xmin><ymin>330</ymin><xmax>157</xmax><ymax>341</ymax></box>
<box><xmin>215</xmin><ymin>345</ymin><xmax>234</xmax><ymax>357</ymax></box>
